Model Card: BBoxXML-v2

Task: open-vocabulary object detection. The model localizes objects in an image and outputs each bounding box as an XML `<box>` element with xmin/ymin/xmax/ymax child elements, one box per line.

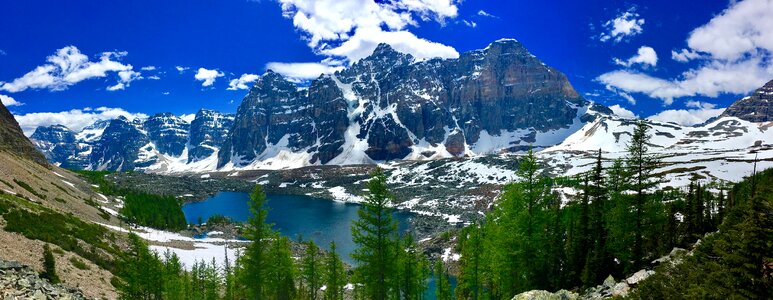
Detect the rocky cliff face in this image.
<box><xmin>0</xmin><ymin>101</ymin><xmax>48</xmax><ymax>166</ymax></box>
<box><xmin>217</xmin><ymin>39</ymin><xmax>606</xmax><ymax>169</ymax></box>
<box><xmin>188</xmin><ymin>109</ymin><xmax>234</xmax><ymax>163</ymax></box>
<box><xmin>30</xmin><ymin>39</ymin><xmax>610</xmax><ymax>172</ymax></box>
<box><xmin>721</xmin><ymin>79</ymin><xmax>773</xmax><ymax>122</ymax></box>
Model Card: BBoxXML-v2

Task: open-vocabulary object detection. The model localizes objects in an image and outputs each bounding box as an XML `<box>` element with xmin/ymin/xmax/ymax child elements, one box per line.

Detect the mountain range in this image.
<box><xmin>27</xmin><ymin>39</ymin><xmax>773</xmax><ymax>178</ymax></box>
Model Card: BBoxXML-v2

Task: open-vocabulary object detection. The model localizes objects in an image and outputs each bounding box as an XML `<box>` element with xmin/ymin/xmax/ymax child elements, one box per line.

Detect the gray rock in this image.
<box><xmin>513</xmin><ymin>289</ymin><xmax>578</xmax><ymax>300</ymax></box>
<box><xmin>721</xmin><ymin>79</ymin><xmax>773</xmax><ymax>122</ymax></box>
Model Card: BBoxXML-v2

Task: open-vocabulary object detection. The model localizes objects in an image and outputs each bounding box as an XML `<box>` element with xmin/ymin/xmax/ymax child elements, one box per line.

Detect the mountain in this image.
<box><xmin>0</xmin><ymin>100</ymin><xmax>48</xmax><ymax>166</ymax></box>
<box><xmin>29</xmin><ymin>39</ymin><xmax>609</xmax><ymax>173</ymax></box>
<box><xmin>721</xmin><ymin>79</ymin><xmax>773</xmax><ymax>122</ymax></box>
<box><xmin>217</xmin><ymin>39</ymin><xmax>610</xmax><ymax>169</ymax></box>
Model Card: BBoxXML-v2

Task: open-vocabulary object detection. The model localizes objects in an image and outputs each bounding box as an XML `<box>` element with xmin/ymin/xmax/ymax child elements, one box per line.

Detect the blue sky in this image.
<box><xmin>2</xmin><ymin>0</ymin><xmax>772</xmax><ymax>134</ymax></box>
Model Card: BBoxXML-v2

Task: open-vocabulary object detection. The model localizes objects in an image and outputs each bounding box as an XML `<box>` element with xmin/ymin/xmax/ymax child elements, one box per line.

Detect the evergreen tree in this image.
<box><xmin>604</xmin><ymin>158</ymin><xmax>633</xmax><ymax>275</ymax></box>
<box><xmin>301</xmin><ymin>241</ymin><xmax>323</xmax><ymax>300</ymax></box>
<box><xmin>239</xmin><ymin>184</ymin><xmax>275</xmax><ymax>298</ymax></box>
<box><xmin>42</xmin><ymin>244</ymin><xmax>60</xmax><ymax>284</ymax></box>
<box><xmin>434</xmin><ymin>261</ymin><xmax>452</xmax><ymax>300</ymax></box>
<box><xmin>117</xmin><ymin>233</ymin><xmax>165</xmax><ymax>300</ymax></box>
<box><xmin>582</xmin><ymin>150</ymin><xmax>609</xmax><ymax>287</ymax></box>
<box><xmin>458</xmin><ymin>223</ymin><xmax>485</xmax><ymax>299</ymax></box>
<box><xmin>161</xmin><ymin>251</ymin><xmax>186</xmax><ymax>300</ymax></box>
<box><xmin>398</xmin><ymin>234</ymin><xmax>429</xmax><ymax>299</ymax></box>
<box><xmin>266</xmin><ymin>236</ymin><xmax>297</xmax><ymax>300</ymax></box>
<box><xmin>625</xmin><ymin>119</ymin><xmax>659</xmax><ymax>269</ymax></box>
<box><xmin>351</xmin><ymin>168</ymin><xmax>399</xmax><ymax>300</ymax></box>
<box><xmin>323</xmin><ymin>241</ymin><xmax>346</xmax><ymax>300</ymax></box>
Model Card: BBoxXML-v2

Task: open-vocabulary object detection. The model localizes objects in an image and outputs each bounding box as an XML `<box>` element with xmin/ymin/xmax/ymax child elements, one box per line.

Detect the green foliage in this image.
<box><xmin>71</xmin><ymin>170</ymin><xmax>126</xmax><ymax>195</ymax></box>
<box><xmin>206</xmin><ymin>214</ymin><xmax>234</xmax><ymax>226</ymax></box>
<box><xmin>301</xmin><ymin>241</ymin><xmax>323</xmax><ymax>300</ymax></box>
<box><xmin>266</xmin><ymin>236</ymin><xmax>297</xmax><ymax>300</ymax></box>
<box><xmin>120</xmin><ymin>192</ymin><xmax>186</xmax><ymax>231</ymax></box>
<box><xmin>398</xmin><ymin>234</ymin><xmax>429</xmax><ymax>300</ymax></box>
<box><xmin>42</xmin><ymin>244</ymin><xmax>60</xmax><ymax>284</ymax></box>
<box><xmin>13</xmin><ymin>178</ymin><xmax>46</xmax><ymax>199</ymax></box>
<box><xmin>351</xmin><ymin>168</ymin><xmax>399</xmax><ymax>300</ymax></box>
<box><xmin>69</xmin><ymin>256</ymin><xmax>90</xmax><ymax>270</ymax></box>
<box><xmin>237</xmin><ymin>184</ymin><xmax>275</xmax><ymax>298</ymax></box>
<box><xmin>631</xmin><ymin>168</ymin><xmax>773</xmax><ymax>299</ymax></box>
<box><xmin>323</xmin><ymin>241</ymin><xmax>346</xmax><ymax>300</ymax></box>
<box><xmin>0</xmin><ymin>194</ymin><xmax>119</xmax><ymax>271</ymax></box>
<box><xmin>434</xmin><ymin>260</ymin><xmax>453</xmax><ymax>300</ymax></box>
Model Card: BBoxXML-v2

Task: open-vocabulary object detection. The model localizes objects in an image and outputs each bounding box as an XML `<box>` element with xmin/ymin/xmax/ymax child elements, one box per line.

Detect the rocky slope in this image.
<box><xmin>0</xmin><ymin>260</ymin><xmax>94</xmax><ymax>299</ymax></box>
<box><xmin>721</xmin><ymin>79</ymin><xmax>773</xmax><ymax>122</ymax></box>
<box><xmin>0</xmin><ymin>100</ymin><xmax>48</xmax><ymax>166</ymax></box>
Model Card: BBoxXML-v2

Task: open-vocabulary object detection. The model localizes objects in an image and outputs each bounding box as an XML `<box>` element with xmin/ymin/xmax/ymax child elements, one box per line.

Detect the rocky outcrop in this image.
<box><xmin>219</xmin><ymin>39</ymin><xmax>603</xmax><ymax>168</ymax></box>
<box><xmin>143</xmin><ymin>113</ymin><xmax>189</xmax><ymax>157</ymax></box>
<box><xmin>0</xmin><ymin>260</ymin><xmax>93</xmax><ymax>299</ymax></box>
<box><xmin>0</xmin><ymin>100</ymin><xmax>48</xmax><ymax>166</ymax></box>
<box><xmin>721</xmin><ymin>79</ymin><xmax>773</xmax><ymax>122</ymax></box>
<box><xmin>89</xmin><ymin>116</ymin><xmax>152</xmax><ymax>171</ymax></box>
<box><xmin>188</xmin><ymin>109</ymin><xmax>234</xmax><ymax>163</ymax></box>
<box><xmin>512</xmin><ymin>289</ymin><xmax>578</xmax><ymax>300</ymax></box>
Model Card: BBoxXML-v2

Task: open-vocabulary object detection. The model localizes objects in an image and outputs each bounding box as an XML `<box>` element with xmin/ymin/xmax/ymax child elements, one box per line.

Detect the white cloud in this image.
<box><xmin>614</xmin><ymin>46</ymin><xmax>658</xmax><ymax>67</ymax></box>
<box><xmin>14</xmin><ymin>107</ymin><xmax>148</xmax><ymax>136</ymax></box>
<box><xmin>0</xmin><ymin>46</ymin><xmax>140</xmax><ymax>93</ymax></box>
<box><xmin>162</xmin><ymin>91</ymin><xmax>170</xmax><ymax>95</ymax></box>
<box><xmin>0</xmin><ymin>94</ymin><xmax>22</xmax><ymax>107</ymax></box>
<box><xmin>278</xmin><ymin>0</ymin><xmax>460</xmax><ymax>66</ymax></box>
<box><xmin>609</xmin><ymin>104</ymin><xmax>638</xmax><ymax>119</ymax></box>
<box><xmin>671</xmin><ymin>48</ymin><xmax>703</xmax><ymax>62</ymax></box>
<box><xmin>462</xmin><ymin>20</ymin><xmax>477</xmax><ymax>28</ymax></box>
<box><xmin>194</xmin><ymin>68</ymin><xmax>224</xmax><ymax>87</ymax></box>
<box><xmin>179</xmin><ymin>113</ymin><xmax>196</xmax><ymax>123</ymax></box>
<box><xmin>227</xmin><ymin>73</ymin><xmax>261</xmax><ymax>90</ymax></box>
<box><xmin>0</xmin><ymin>49</ymin><xmax>6</xmax><ymax>56</ymax></box>
<box><xmin>265</xmin><ymin>63</ymin><xmax>344</xmax><ymax>82</ymax></box>
<box><xmin>141</xmin><ymin>66</ymin><xmax>157</xmax><ymax>71</ymax></box>
<box><xmin>106</xmin><ymin>83</ymin><xmax>125</xmax><ymax>91</ymax></box>
<box><xmin>598</xmin><ymin>0</ymin><xmax>773</xmax><ymax>105</ymax></box>
<box><xmin>477</xmin><ymin>10</ymin><xmax>496</xmax><ymax>18</ymax></box>
<box><xmin>147</xmin><ymin>75</ymin><xmax>161</xmax><ymax>80</ymax></box>
<box><xmin>599</xmin><ymin>9</ymin><xmax>645</xmax><ymax>43</ymax></box>
<box><xmin>647</xmin><ymin>104</ymin><xmax>724</xmax><ymax>126</ymax></box>
<box><xmin>175</xmin><ymin>66</ymin><xmax>189</xmax><ymax>73</ymax></box>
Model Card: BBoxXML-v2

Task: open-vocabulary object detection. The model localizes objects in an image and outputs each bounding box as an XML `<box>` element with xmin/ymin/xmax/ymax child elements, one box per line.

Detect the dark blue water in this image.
<box><xmin>182</xmin><ymin>192</ymin><xmax>413</xmax><ymax>265</ymax></box>
<box><xmin>183</xmin><ymin>192</ymin><xmax>454</xmax><ymax>299</ymax></box>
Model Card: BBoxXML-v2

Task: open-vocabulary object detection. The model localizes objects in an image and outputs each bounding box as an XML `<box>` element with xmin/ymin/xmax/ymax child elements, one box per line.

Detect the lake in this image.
<box><xmin>182</xmin><ymin>191</ymin><xmax>454</xmax><ymax>298</ymax></box>
<box><xmin>182</xmin><ymin>192</ymin><xmax>413</xmax><ymax>265</ymax></box>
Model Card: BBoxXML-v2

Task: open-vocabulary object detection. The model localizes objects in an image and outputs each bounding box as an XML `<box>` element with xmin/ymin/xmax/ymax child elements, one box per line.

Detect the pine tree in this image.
<box><xmin>434</xmin><ymin>260</ymin><xmax>452</xmax><ymax>300</ymax></box>
<box><xmin>582</xmin><ymin>149</ymin><xmax>609</xmax><ymax>287</ymax></box>
<box><xmin>117</xmin><ymin>233</ymin><xmax>165</xmax><ymax>300</ymax></box>
<box><xmin>398</xmin><ymin>234</ymin><xmax>429</xmax><ymax>299</ymax></box>
<box><xmin>302</xmin><ymin>241</ymin><xmax>323</xmax><ymax>300</ymax></box>
<box><xmin>42</xmin><ymin>244</ymin><xmax>60</xmax><ymax>284</ymax></box>
<box><xmin>161</xmin><ymin>251</ymin><xmax>186</xmax><ymax>300</ymax></box>
<box><xmin>266</xmin><ymin>236</ymin><xmax>297</xmax><ymax>300</ymax></box>
<box><xmin>323</xmin><ymin>241</ymin><xmax>346</xmax><ymax>300</ymax></box>
<box><xmin>458</xmin><ymin>223</ymin><xmax>485</xmax><ymax>299</ymax></box>
<box><xmin>604</xmin><ymin>158</ymin><xmax>633</xmax><ymax>275</ymax></box>
<box><xmin>351</xmin><ymin>168</ymin><xmax>399</xmax><ymax>300</ymax></box>
<box><xmin>625</xmin><ymin>119</ymin><xmax>659</xmax><ymax>269</ymax></box>
<box><xmin>239</xmin><ymin>184</ymin><xmax>275</xmax><ymax>298</ymax></box>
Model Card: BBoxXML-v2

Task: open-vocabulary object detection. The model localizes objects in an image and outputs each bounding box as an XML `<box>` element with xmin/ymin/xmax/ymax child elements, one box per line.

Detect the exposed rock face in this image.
<box><xmin>188</xmin><ymin>109</ymin><xmax>234</xmax><ymax>163</ymax></box>
<box><xmin>31</xmin><ymin>125</ymin><xmax>78</xmax><ymax>167</ymax></box>
<box><xmin>219</xmin><ymin>39</ymin><xmax>601</xmax><ymax>168</ymax></box>
<box><xmin>89</xmin><ymin>116</ymin><xmax>151</xmax><ymax>171</ymax></box>
<box><xmin>721</xmin><ymin>79</ymin><xmax>773</xmax><ymax>122</ymax></box>
<box><xmin>512</xmin><ymin>289</ymin><xmax>578</xmax><ymax>300</ymax></box>
<box><xmin>143</xmin><ymin>113</ymin><xmax>189</xmax><ymax>157</ymax></box>
<box><xmin>0</xmin><ymin>260</ymin><xmax>93</xmax><ymax>299</ymax></box>
<box><xmin>0</xmin><ymin>101</ymin><xmax>48</xmax><ymax>166</ymax></box>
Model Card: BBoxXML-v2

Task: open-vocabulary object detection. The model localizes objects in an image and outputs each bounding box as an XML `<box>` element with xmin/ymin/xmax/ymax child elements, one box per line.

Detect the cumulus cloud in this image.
<box><xmin>647</xmin><ymin>102</ymin><xmax>725</xmax><ymax>126</ymax></box>
<box><xmin>614</xmin><ymin>46</ymin><xmax>658</xmax><ymax>67</ymax></box>
<box><xmin>609</xmin><ymin>104</ymin><xmax>638</xmax><ymax>119</ymax></box>
<box><xmin>597</xmin><ymin>0</ymin><xmax>773</xmax><ymax>105</ymax></box>
<box><xmin>227</xmin><ymin>73</ymin><xmax>261</xmax><ymax>90</ymax></box>
<box><xmin>194</xmin><ymin>68</ymin><xmax>224</xmax><ymax>87</ymax></box>
<box><xmin>463</xmin><ymin>20</ymin><xmax>477</xmax><ymax>28</ymax></box>
<box><xmin>0</xmin><ymin>94</ymin><xmax>22</xmax><ymax>107</ymax></box>
<box><xmin>179</xmin><ymin>113</ymin><xmax>196</xmax><ymax>123</ymax></box>
<box><xmin>0</xmin><ymin>46</ymin><xmax>140</xmax><ymax>93</ymax></box>
<box><xmin>264</xmin><ymin>62</ymin><xmax>345</xmax><ymax>83</ymax></box>
<box><xmin>276</xmin><ymin>0</ymin><xmax>460</xmax><ymax>73</ymax></box>
<box><xmin>175</xmin><ymin>66</ymin><xmax>189</xmax><ymax>73</ymax></box>
<box><xmin>14</xmin><ymin>107</ymin><xmax>148</xmax><ymax>136</ymax></box>
<box><xmin>598</xmin><ymin>9</ymin><xmax>645</xmax><ymax>43</ymax></box>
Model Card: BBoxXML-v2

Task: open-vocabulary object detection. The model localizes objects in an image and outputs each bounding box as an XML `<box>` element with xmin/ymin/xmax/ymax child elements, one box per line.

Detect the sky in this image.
<box><xmin>1</xmin><ymin>0</ymin><xmax>772</xmax><ymax>135</ymax></box>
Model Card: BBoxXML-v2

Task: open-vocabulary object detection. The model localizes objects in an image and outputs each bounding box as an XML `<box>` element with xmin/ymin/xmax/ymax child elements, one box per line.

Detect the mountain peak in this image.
<box><xmin>0</xmin><ymin>101</ymin><xmax>48</xmax><ymax>166</ymax></box>
<box><xmin>721</xmin><ymin>79</ymin><xmax>773</xmax><ymax>122</ymax></box>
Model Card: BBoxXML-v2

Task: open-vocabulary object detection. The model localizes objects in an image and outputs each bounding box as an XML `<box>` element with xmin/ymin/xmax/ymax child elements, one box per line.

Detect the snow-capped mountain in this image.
<box><xmin>216</xmin><ymin>39</ymin><xmax>610</xmax><ymax>170</ymax></box>
<box><xmin>31</xmin><ymin>109</ymin><xmax>234</xmax><ymax>172</ymax></box>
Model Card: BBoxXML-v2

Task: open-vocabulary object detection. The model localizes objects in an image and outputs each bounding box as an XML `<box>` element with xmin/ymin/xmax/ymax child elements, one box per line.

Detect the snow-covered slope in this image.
<box><xmin>541</xmin><ymin>115</ymin><xmax>773</xmax><ymax>186</ymax></box>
